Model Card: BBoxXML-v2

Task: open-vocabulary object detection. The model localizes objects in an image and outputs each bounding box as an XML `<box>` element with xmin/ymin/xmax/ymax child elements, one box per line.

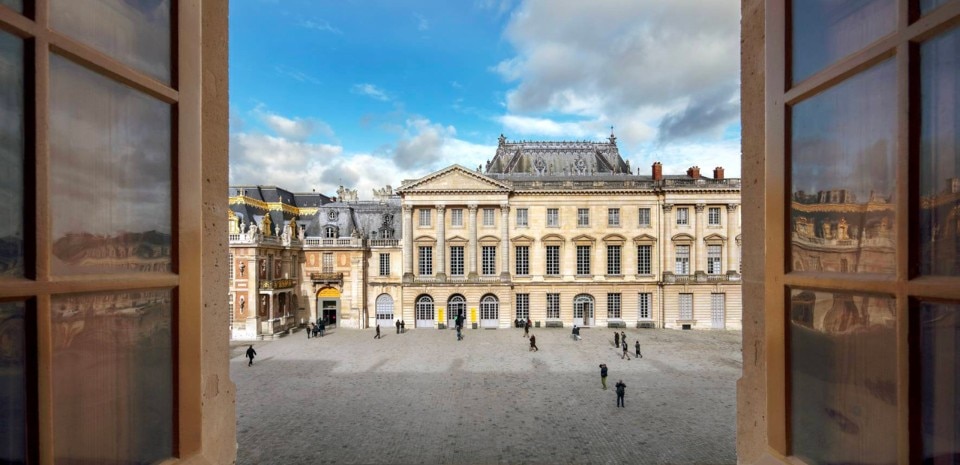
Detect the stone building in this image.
<box><xmin>228</xmin><ymin>135</ymin><xmax>742</xmax><ymax>340</ymax></box>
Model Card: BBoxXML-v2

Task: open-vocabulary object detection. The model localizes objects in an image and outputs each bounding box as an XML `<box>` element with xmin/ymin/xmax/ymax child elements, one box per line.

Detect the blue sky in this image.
<box><xmin>229</xmin><ymin>0</ymin><xmax>742</xmax><ymax>198</ymax></box>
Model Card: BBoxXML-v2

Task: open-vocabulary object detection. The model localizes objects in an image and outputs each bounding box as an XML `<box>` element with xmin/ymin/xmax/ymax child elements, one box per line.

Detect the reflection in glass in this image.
<box><xmin>49</xmin><ymin>55</ymin><xmax>172</xmax><ymax>275</ymax></box>
<box><xmin>792</xmin><ymin>0</ymin><xmax>894</xmax><ymax>83</ymax></box>
<box><xmin>790</xmin><ymin>60</ymin><xmax>896</xmax><ymax>275</ymax></box>
<box><xmin>0</xmin><ymin>301</ymin><xmax>26</xmax><ymax>463</ymax></box>
<box><xmin>921</xmin><ymin>0</ymin><xmax>949</xmax><ymax>15</ymax></box>
<box><xmin>0</xmin><ymin>0</ymin><xmax>22</xmax><ymax>13</ymax></box>
<box><xmin>920</xmin><ymin>28</ymin><xmax>960</xmax><ymax>276</ymax></box>
<box><xmin>50</xmin><ymin>0</ymin><xmax>170</xmax><ymax>83</ymax></box>
<box><xmin>0</xmin><ymin>33</ymin><xmax>24</xmax><ymax>279</ymax></box>
<box><xmin>52</xmin><ymin>289</ymin><xmax>172</xmax><ymax>464</ymax></box>
<box><xmin>920</xmin><ymin>302</ymin><xmax>960</xmax><ymax>463</ymax></box>
<box><xmin>789</xmin><ymin>290</ymin><xmax>897</xmax><ymax>464</ymax></box>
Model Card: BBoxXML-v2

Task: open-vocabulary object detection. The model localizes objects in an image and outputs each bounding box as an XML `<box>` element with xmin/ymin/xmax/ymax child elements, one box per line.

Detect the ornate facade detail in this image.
<box><xmin>663</xmin><ymin>204</ymin><xmax>674</xmax><ymax>212</ymax></box>
<box><xmin>695</xmin><ymin>203</ymin><xmax>706</xmax><ymax>213</ymax></box>
<box><xmin>727</xmin><ymin>203</ymin><xmax>739</xmax><ymax>212</ymax></box>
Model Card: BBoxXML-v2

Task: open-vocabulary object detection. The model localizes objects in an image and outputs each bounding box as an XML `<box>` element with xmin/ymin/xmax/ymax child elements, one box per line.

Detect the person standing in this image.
<box><xmin>621</xmin><ymin>339</ymin><xmax>631</xmax><ymax>360</ymax></box>
<box><xmin>456</xmin><ymin>326</ymin><xmax>463</xmax><ymax>341</ymax></box>
<box><xmin>245</xmin><ymin>345</ymin><xmax>257</xmax><ymax>367</ymax></box>
<box><xmin>306</xmin><ymin>323</ymin><xmax>312</xmax><ymax>339</ymax></box>
<box><xmin>523</xmin><ymin>319</ymin><xmax>530</xmax><ymax>338</ymax></box>
<box><xmin>635</xmin><ymin>339</ymin><xmax>642</xmax><ymax>358</ymax></box>
<box><xmin>614</xmin><ymin>330</ymin><xmax>620</xmax><ymax>347</ymax></box>
<box><xmin>615</xmin><ymin>380</ymin><xmax>626</xmax><ymax>408</ymax></box>
<box><xmin>374</xmin><ymin>323</ymin><xmax>381</xmax><ymax>339</ymax></box>
<box><xmin>396</xmin><ymin>319</ymin><xmax>401</xmax><ymax>334</ymax></box>
<box><xmin>599</xmin><ymin>363</ymin><xmax>608</xmax><ymax>390</ymax></box>
<box><xmin>319</xmin><ymin>320</ymin><xmax>325</xmax><ymax>337</ymax></box>
<box><xmin>400</xmin><ymin>320</ymin><xmax>405</xmax><ymax>333</ymax></box>
<box><xmin>529</xmin><ymin>333</ymin><xmax>538</xmax><ymax>351</ymax></box>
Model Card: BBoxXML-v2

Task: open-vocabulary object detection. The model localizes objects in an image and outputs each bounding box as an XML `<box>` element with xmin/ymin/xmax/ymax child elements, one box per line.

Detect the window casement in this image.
<box><xmin>418</xmin><ymin>246</ymin><xmax>433</xmax><ymax>276</ymax></box>
<box><xmin>483</xmin><ymin>208</ymin><xmax>495</xmax><ymax>227</ymax></box>
<box><xmin>638</xmin><ymin>208</ymin><xmax>651</xmax><ymax>227</ymax></box>
<box><xmin>376</xmin><ymin>294</ymin><xmax>394</xmax><ymax>321</ymax></box>
<box><xmin>515</xmin><ymin>293</ymin><xmax>529</xmax><ymax>320</ymax></box>
<box><xmin>678</xmin><ymin>293</ymin><xmax>693</xmax><ymax>320</ymax></box>
<box><xmin>449</xmin><ymin>246</ymin><xmax>464</xmax><ymax>276</ymax></box>
<box><xmin>481</xmin><ymin>246</ymin><xmax>496</xmax><ymax>275</ymax></box>
<box><xmin>415</xmin><ymin>295</ymin><xmax>434</xmax><ymax>321</ymax></box>
<box><xmin>545</xmin><ymin>245</ymin><xmax>560</xmax><ymax>276</ymax></box>
<box><xmin>324</xmin><ymin>226</ymin><xmax>338</xmax><ymax>238</ymax></box>
<box><xmin>637</xmin><ymin>245</ymin><xmax>652</xmax><ymax>275</ymax></box>
<box><xmin>708</xmin><ymin>207</ymin><xmax>721</xmax><ymax>226</ymax></box>
<box><xmin>546</xmin><ymin>293</ymin><xmax>560</xmax><ymax>319</ymax></box>
<box><xmin>676</xmin><ymin>207</ymin><xmax>689</xmax><ymax>226</ymax></box>
<box><xmin>379</xmin><ymin>253</ymin><xmax>390</xmax><ymax>276</ymax></box>
<box><xmin>419</xmin><ymin>209</ymin><xmax>431</xmax><ymax>227</ymax></box>
<box><xmin>707</xmin><ymin>245</ymin><xmax>722</xmax><ymax>274</ymax></box>
<box><xmin>638</xmin><ymin>293</ymin><xmax>652</xmax><ymax>320</ymax></box>
<box><xmin>608</xmin><ymin>208</ymin><xmax>620</xmax><ymax>226</ymax></box>
<box><xmin>451</xmin><ymin>208</ymin><xmax>463</xmax><ymax>227</ymax></box>
<box><xmin>675</xmin><ymin>245</ymin><xmax>690</xmax><ymax>275</ymax></box>
<box><xmin>606</xmin><ymin>245</ymin><xmax>621</xmax><ymax>276</ymax></box>
<box><xmin>515</xmin><ymin>246</ymin><xmax>529</xmax><ymax>275</ymax></box>
<box><xmin>229</xmin><ymin>253</ymin><xmax>234</xmax><ymax>281</ymax></box>
<box><xmin>576</xmin><ymin>245</ymin><xmax>591</xmax><ymax>276</ymax></box>
<box><xmin>607</xmin><ymin>293</ymin><xmax>621</xmax><ymax>319</ymax></box>
<box><xmin>546</xmin><ymin>208</ymin><xmax>560</xmax><ymax>227</ymax></box>
<box><xmin>516</xmin><ymin>208</ymin><xmax>528</xmax><ymax>227</ymax></box>
<box><xmin>228</xmin><ymin>295</ymin><xmax>235</xmax><ymax>329</ymax></box>
<box><xmin>577</xmin><ymin>208</ymin><xmax>590</xmax><ymax>227</ymax></box>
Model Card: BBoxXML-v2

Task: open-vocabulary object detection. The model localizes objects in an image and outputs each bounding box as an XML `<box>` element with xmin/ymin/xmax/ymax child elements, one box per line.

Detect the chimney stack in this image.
<box><xmin>652</xmin><ymin>162</ymin><xmax>663</xmax><ymax>181</ymax></box>
<box><xmin>713</xmin><ymin>166</ymin><xmax>724</xmax><ymax>180</ymax></box>
<box><xmin>687</xmin><ymin>166</ymin><xmax>701</xmax><ymax>179</ymax></box>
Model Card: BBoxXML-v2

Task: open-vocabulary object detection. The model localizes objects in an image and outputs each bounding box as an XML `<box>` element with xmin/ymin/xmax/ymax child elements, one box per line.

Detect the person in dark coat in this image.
<box><xmin>374</xmin><ymin>323</ymin><xmax>381</xmax><ymax>339</ymax></box>
<box><xmin>599</xmin><ymin>363</ymin><xmax>608</xmax><ymax>390</ymax></box>
<box><xmin>635</xmin><ymin>339</ymin><xmax>642</xmax><ymax>358</ymax></box>
<box><xmin>621</xmin><ymin>339</ymin><xmax>631</xmax><ymax>360</ymax></box>
<box><xmin>396</xmin><ymin>319</ymin><xmax>401</xmax><ymax>334</ymax></box>
<box><xmin>245</xmin><ymin>345</ymin><xmax>257</xmax><ymax>366</ymax></box>
<box><xmin>400</xmin><ymin>320</ymin><xmax>405</xmax><ymax>333</ymax></box>
<box><xmin>614</xmin><ymin>330</ymin><xmax>620</xmax><ymax>347</ymax></box>
<box><xmin>456</xmin><ymin>326</ymin><xmax>463</xmax><ymax>341</ymax></box>
<box><xmin>306</xmin><ymin>323</ymin><xmax>312</xmax><ymax>339</ymax></box>
<box><xmin>615</xmin><ymin>380</ymin><xmax>626</xmax><ymax>407</ymax></box>
<box><xmin>312</xmin><ymin>323</ymin><xmax>319</xmax><ymax>338</ymax></box>
<box><xmin>524</xmin><ymin>319</ymin><xmax>531</xmax><ymax>338</ymax></box>
<box><xmin>529</xmin><ymin>333</ymin><xmax>538</xmax><ymax>351</ymax></box>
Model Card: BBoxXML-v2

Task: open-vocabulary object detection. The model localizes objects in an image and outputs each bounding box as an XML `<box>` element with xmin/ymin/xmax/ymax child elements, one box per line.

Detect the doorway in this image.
<box><xmin>573</xmin><ymin>294</ymin><xmax>594</xmax><ymax>327</ymax></box>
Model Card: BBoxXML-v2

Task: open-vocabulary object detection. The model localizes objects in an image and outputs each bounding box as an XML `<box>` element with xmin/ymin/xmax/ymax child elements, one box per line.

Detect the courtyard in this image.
<box><xmin>231</xmin><ymin>326</ymin><xmax>741</xmax><ymax>465</ymax></box>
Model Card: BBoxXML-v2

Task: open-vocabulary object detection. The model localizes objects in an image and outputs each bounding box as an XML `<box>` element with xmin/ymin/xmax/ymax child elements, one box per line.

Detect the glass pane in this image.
<box><xmin>920</xmin><ymin>302</ymin><xmax>960</xmax><ymax>462</ymax></box>
<box><xmin>49</xmin><ymin>55</ymin><xmax>172</xmax><ymax>275</ymax></box>
<box><xmin>791</xmin><ymin>60</ymin><xmax>896</xmax><ymax>274</ymax></box>
<box><xmin>0</xmin><ymin>0</ymin><xmax>23</xmax><ymax>13</ymax></box>
<box><xmin>789</xmin><ymin>290</ymin><xmax>897</xmax><ymax>464</ymax></box>
<box><xmin>50</xmin><ymin>0</ymin><xmax>170</xmax><ymax>83</ymax></box>
<box><xmin>792</xmin><ymin>0</ymin><xmax>895</xmax><ymax>83</ymax></box>
<box><xmin>52</xmin><ymin>289</ymin><xmax>172</xmax><ymax>464</ymax></box>
<box><xmin>0</xmin><ymin>301</ymin><xmax>27</xmax><ymax>463</ymax></box>
<box><xmin>920</xmin><ymin>0</ymin><xmax>949</xmax><ymax>15</ymax></box>
<box><xmin>919</xmin><ymin>27</ymin><xmax>960</xmax><ymax>276</ymax></box>
<box><xmin>0</xmin><ymin>32</ymin><xmax>24</xmax><ymax>279</ymax></box>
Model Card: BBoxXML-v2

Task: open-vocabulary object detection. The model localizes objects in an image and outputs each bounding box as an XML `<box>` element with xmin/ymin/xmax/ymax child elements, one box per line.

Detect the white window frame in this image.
<box><xmin>481</xmin><ymin>246</ymin><xmax>496</xmax><ymax>275</ymax></box>
<box><xmin>418</xmin><ymin>246</ymin><xmax>433</xmax><ymax>276</ymax></box>
<box><xmin>546</xmin><ymin>208</ymin><xmax>559</xmax><ymax>227</ymax></box>
<box><xmin>480</xmin><ymin>295</ymin><xmax>499</xmax><ymax>320</ymax></box>
<box><xmin>419</xmin><ymin>209</ymin><xmax>431</xmax><ymax>227</ymax></box>
<box><xmin>546</xmin><ymin>293</ymin><xmax>560</xmax><ymax>319</ymax></box>
<box><xmin>637</xmin><ymin>245</ymin><xmax>652</xmax><ymax>275</ymax></box>
<box><xmin>679</xmin><ymin>293</ymin><xmax>693</xmax><ymax>320</ymax></box>
<box><xmin>675</xmin><ymin>245</ymin><xmax>690</xmax><ymax>275</ymax></box>
<box><xmin>516</xmin><ymin>208</ymin><xmax>528</xmax><ymax>227</ymax></box>
<box><xmin>607</xmin><ymin>293</ymin><xmax>621</xmax><ymax>319</ymax></box>
<box><xmin>515</xmin><ymin>245</ymin><xmax>529</xmax><ymax>275</ymax></box>
<box><xmin>639</xmin><ymin>208</ymin><xmax>651</xmax><ymax>227</ymax></box>
<box><xmin>707</xmin><ymin>245</ymin><xmax>723</xmax><ymax>274</ymax></box>
<box><xmin>607</xmin><ymin>245</ymin><xmax>621</xmax><ymax>275</ymax></box>
<box><xmin>638</xmin><ymin>293</ymin><xmax>652</xmax><ymax>320</ymax></box>
<box><xmin>708</xmin><ymin>207</ymin><xmax>721</xmax><ymax>226</ymax></box>
<box><xmin>677</xmin><ymin>207</ymin><xmax>689</xmax><ymax>226</ymax></box>
<box><xmin>608</xmin><ymin>208</ymin><xmax>620</xmax><ymax>226</ymax></box>
<box><xmin>415</xmin><ymin>295</ymin><xmax>434</xmax><ymax>321</ymax></box>
<box><xmin>546</xmin><ymin>245</ymin><xmax>560</xmax><ymax>276</ymax></box>
<box><xmin>376</xmin><ymin>294</ymin><xmax>394</xmax><ymax>321</ymax></box>
<box><xmin>451</xmin><ymin>208</ymin><xmax>463</xmax><ymax>227</ymax></box>
<box><xmin>576</xmin><ymin>245</ymin><xmax>591</xmax><ymax>276</ymax></box>
<box><xmin>483</xmin><ymin>208</ymin><xmax>495</xmax><ymax>227</ymax></box>
<box><xmin>450</xmin><ymin>246</ymin><xmax>464</xmax><ymax>276</ymax></box>
<box><xmin>379</xmin><ymin>253</ymin><xmax>390</xmax><ymax>276</ymax></box>
<box><xmin>515</xmin><ymin>293</ymin><xmax>529</xmax><ymax>320</ymax></box>
<box><xmin>577</xmin><ymin>208</ymin><xmax>590</xmax><ymax>227</ymax></box>
<box><xmin>322</xmin><ymin>253</ymin><xmax>333</xmax><ymax>274</ymax></box>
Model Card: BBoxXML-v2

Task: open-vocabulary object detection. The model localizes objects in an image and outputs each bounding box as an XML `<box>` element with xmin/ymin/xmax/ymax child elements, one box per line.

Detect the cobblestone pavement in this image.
<box><xmin>231</xmin><ymin>326</ymin><xmax>741</xmax><ymax>465</ymax></box>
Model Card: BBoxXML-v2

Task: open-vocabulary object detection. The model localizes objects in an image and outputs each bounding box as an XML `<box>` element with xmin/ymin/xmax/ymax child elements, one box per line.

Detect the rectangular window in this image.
<box><xmin>679</xmin><ymin>293</ymin><xmax>693</xmax><ymax>320</ymax></box>
<box><xmin>322</xmin><ymin>253</ymin><xmax>333</xmax><ymax>274</ymax></box>
<box><xmin>0</xmin><ymin>301</ymin><xmax>26</xmax><ymax>462</ymax></box>
<box><xmin>637</xmin><ymin>245</ymin><xmax>652</xmax><ymax>274</ymax></box>
<box><xmin>419</xmin><ymin>209</ymin><xmax>431</xmax><ymax>227</ymax></box>
<box><xmin>379</xmin><ymin>253</ymin><xmax>390</xmax><ymax>276</ymax></box>
<box><xmin>547</xmin><ymin>208</ymin><xmax>559</xmax><ymax>227</ymax></box>
<box><xmin>228</xmin><ymin>253</ymin><xmax>234</xmax><ymax>282</ymax></box>
<box><xmin>516</xmin><ymin>208</ymin><xmax>528</xmax><ymax>227</ymax></box>
<box><xmin>675</xmin><ymin>245</ymin><xmax>690</xmax><ymax>274</ymax></box>
<box><xmin>676</xmin><ymin>207</ymin><xmax>689</xmax><ymax>226</ymax></box>
<box><xmin>919</xmin><ymin>302</ymin><xmax>960</xmax><ymax>461</ymax></box>
<box><xmin>638</xmin><ymin>293</ymin><xmax>652</xmax><ymax>319</ymax></box>
<box><xmin>482</xmin><ymin>246</ymin><xmax>496</xmax><ymax>275</ymax></box>
<box><xmin>577</xmin><ymin>245</ymin><xmax>591</xmax><ymax>275</ymax></box>
<box><xmin>711</xmin><ymin>293</ymin><xmax>726</xmax><ymax>329</ymax></box>
<box><xmin>451</xmin><ymin>208</ymin><xmax>463</xmax><ymax>227</ymax></box>
<box><xmin>546</xmin><ymin>293</ymin><xmax>560</xmax><ymax>319</ymax></box>
<box><xmin>639</xmin><ymin>208</ymin><xmax>651</xmax><ymax>227</ymax></box>
<box><xmin>577</xmin><ymin>208</ymin><xmax>590</xmax><ymax>226</ymax></box>
<box><xmin>607</xmin><ymin>245</ymin><xmax>621</xmax><ymax>275</ymax></box>
<box><xmin>515</xmin><ymin>246</ymin><xmax>529</xmax><ymax>275</ymax></box>
<box><xmin>707</xmin><ymin>245</ymin><xmax>722</xmax><ymax>274</ymax></box>
<box><xmin>546</xmin><ymin>245</ymin><xmax>560</xmax><ymax>275</ymax></box>
<box><xmin>418</xmin><ymin>246</ymin><xmax>432</xmax><ymax>276</ymax></box>
<box><xmin>267</xmin><ymin>256</ymin><xmax>274</xmax><ymax>279</ymax></box>
<box><xmin>708</xmin><ymin>207</ymin><xmax>721</xmax><ymax>225</ymax></box>
<box><xmin>607</xmin><ymin>293</ymin><xmax>621</xmax><ymax>319</ymax></box>
<box><xmin>483</xmin><ymin>208</ymin><xmax>495</xmax><ymax>227</ymax></box>
<box><xmin>608</xmin><ymin>208</ymin><xmax>620</xmax><ymax>226</ymax></box>
<box><xmin>515</xmin><ymin>294</ymin><xmax>529</xmax><ymax>320</ymax></box>
<box><xmin>450</xmin><ymin>246</ymin><xmax>464</xmax><ymax>276</ymax></box>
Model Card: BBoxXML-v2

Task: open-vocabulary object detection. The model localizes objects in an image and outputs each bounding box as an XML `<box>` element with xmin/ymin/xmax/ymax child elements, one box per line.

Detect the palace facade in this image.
<box><xmin>227</xmin><ymin>135</ymin><xmax>742</xmax><ymax>340</ymax></box>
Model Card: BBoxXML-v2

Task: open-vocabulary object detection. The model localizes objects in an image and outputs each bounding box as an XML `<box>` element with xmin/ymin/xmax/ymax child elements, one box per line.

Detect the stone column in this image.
<box><xmin>402</xmin><ymin>204</ymin><xmax>413</xmax><ymax>281</ymax></box>
<box><xmin>662</xmin><ymin>204</ymin><xmax>673</xmax><ymax>273</ymax></box>
<box><xmin>726</xmin><ymin>204</ymin><xmax>739</xmax><ymax>273</ymax></box>
<box><xmin>436</xmin><ymin>204</ymin><xmax>446</xmax><ymax>280</ymax></box>
<box><xmin>500</xmin><ymin>202</ymin><xmax>510</xmax><ymax>281</ymax></box>
<box><xmin>468</xmin><ymin>203</ymin><xmax>478</xmax><ymax>278</ymax></box>
<box><xmin>695</xmin><ymin>203</ymin><xmax>705</xmax><ymax>273</ymax></box>
<box><xmin>352</xmin><ymin>255</ymin><xmax>362</xmax><ymax>328</ymax></box>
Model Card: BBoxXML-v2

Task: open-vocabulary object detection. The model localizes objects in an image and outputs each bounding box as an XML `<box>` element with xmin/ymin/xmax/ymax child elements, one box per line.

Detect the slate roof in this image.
<box><xmin>485</xmin><ymin>134</ymin><xmax>630</xmax><ymax>177</ymax></box>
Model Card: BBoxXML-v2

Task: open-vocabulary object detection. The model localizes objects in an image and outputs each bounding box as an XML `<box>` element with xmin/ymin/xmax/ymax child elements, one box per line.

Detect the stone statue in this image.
<box><xmin>239</xmin><ymin>296</ymin><xmax>245</xmax><ymax>312</ymax></box>
<box><xmin>261</xmin><ymin>214</ymin><xmax>272</xmax><ymax>237</ymax></box>
<box><xmin>239</xmin><ymin>261</ymin><xmax>245</xmax><ymax>277</ymax></box>
<box><xmin>837</xmin><ymin>218</ymin><xmax>849</xmax><ymax>241</ymax></box>
<box><xmin>248</xmin><ymin>221</ymin><xmax>259</xmax><ymax>238</ymax></box>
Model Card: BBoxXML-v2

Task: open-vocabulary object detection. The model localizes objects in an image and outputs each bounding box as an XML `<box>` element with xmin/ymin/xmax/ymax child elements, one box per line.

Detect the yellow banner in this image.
<box><xmin>470</xmin><ymin>308</ymin><xmax>477</xmax><ymax>323</ymax></box>
<box><xmin>437</xmin><ymin>307</ymin><xmax>445</xmax><ymax>322</ymax></box>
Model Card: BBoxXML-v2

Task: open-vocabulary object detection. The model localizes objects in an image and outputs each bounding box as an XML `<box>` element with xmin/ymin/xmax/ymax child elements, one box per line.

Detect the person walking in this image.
<box><xmin>245</xmin><ymin>345</ymin><xmax>257</xmax><ymax>367</ymax></box>
<box><xmin>456</xmin><ymin>326</ymin><xmax>463</xmax><ymax>341</ymax></box>
<box><xmin>635</xmin><ymin>339</ymin><xmax>642</xmax><ymax>358</ymax></box>
<box><xmin>318</xmin><ymin>320</ymin><xmax>325</xmax><ymax>337</ymax></box>
<box><xmin>621</xmin><ymin>339</ymin><xmax>631</xmax><ymax>360</ymax></box>
<box><xmin>523</xmin><ymin>319</ymin><xmax>531</xmax><ymax>338</ymax></box>
<box><xmin>572</xmin><ymin>324</ymin><xmax>581</xmax><ymax>341</ymax></box>
<box><xmin>306</xmin><ymin>323</ymin><xmax>312</xmax><ymax>339</ymax></box>
<box><xmin>374</xmin><ymin>323</ymin><xmax>381</xmax><ymax>339</ymax></box>
<box><xmin>599</xmin><ymin>363</ymin><xmax>608</xmax><ymax>390</ymax></box>
<box><xmin>529</xmin><ymin>333</ymin><xmax>539</xmax><ymax>351</ymax></box>
<box><xmin>615</xmin><ymin>380</ymin><xmax>626</xmax><ymax>408</ymax></box>
<box><xmin>312</xmin><ymin>323</ymin><xmax>319</xmax><ymax>338</ymax></box>
<box><xmin>396</xmin><ymin>319</ymin><xmax>401</xmax><ymax>334</ymax></box>
<box><xmin>620</xmin><ymin>331</ymin><xmax>627</xmax><ymax>348</ymax></box>
<box><xmin>614</xmin><ymin>330</ymin><xmax>620</xmax><ymax>347</ymax></box>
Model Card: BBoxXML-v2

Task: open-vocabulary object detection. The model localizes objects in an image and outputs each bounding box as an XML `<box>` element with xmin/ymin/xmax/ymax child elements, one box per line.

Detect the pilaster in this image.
<box><xmin>500</xmin><ymin>202</ymin><xmax>510</xmax><ymax>281</ymax></box>
<box><xmin>468</xmin><ymin>203</ymin><xmax>478</xmax><ymax>278</ymax></box>
<box><xmin>436</xmin><ymin>204</ymin><xmax>446</xmax><ymax>280</ymax></box>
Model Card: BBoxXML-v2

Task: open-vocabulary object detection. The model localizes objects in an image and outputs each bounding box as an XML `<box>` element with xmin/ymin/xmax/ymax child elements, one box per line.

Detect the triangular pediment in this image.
<box><xmin>703</xmin><ymin>233</ymin><xmax>728</xmax><ymax>243</ymax></box>
<box><xmin>397</xmin><ymin>165</ymin><xmax>511</xmax><ymax>193</ymax></box>
<box><xmin>632</xmin><ymin>234</ymin><xmax>658</xmax><ymax>243</ymax></box>
<box><xmin>511</xmin><ymin>234</ymin><xmax>535</xmax><ymax>244</ymax></box>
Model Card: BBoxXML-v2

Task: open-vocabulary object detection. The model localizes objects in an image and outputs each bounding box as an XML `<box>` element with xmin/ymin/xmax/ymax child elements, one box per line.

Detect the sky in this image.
<box><xmin>229</xmin><ymin>0</ymin><xmax>742</xmax><ymax>200</ymax></box>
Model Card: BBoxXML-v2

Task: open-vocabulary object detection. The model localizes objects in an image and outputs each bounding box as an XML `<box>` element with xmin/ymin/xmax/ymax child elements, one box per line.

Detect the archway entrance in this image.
<box><xmin>316</xmin><ymin>287</ymin><xmax>340</xmax><ymax>328</ymax></box>
<box><xmin>447</xmin><ymin>294</ymin><xmax>465</xmax><ymax>328</ymax></box>
<box><xmin>375</xmin><ymin>294</ymin><xmax>394</xmax><ymax>328</ymax></box>
<box><xmin>573</xmin><ymin>294</ymin><xmax>594</xmax><ymax>327</ymax></box>
<box><xmin>480</xmin><ymin>294</ymin><xmax>499</xmax><ymax>328</ymax></box>
<box><xmin>415</xmin><ymin>295</ymin><xmax>434</xmax><ymax>328</ymax></box>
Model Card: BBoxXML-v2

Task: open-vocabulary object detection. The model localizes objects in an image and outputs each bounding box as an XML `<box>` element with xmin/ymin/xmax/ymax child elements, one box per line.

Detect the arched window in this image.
<box><xmin>448</xmin><ymin>294</ymin><xmax>466</xmax><ymax>321</ymax></box>
<box><xmin>376</xmin><ymin>294</ymin><xmax>394</xmax><ymax>321</ymax></box>
<box><xmin>415</xmin><ymin>295</ymin><xmax>434</xmax><ymax>322</ymax></box>
<box><xmin>573</xmin><ymin>294</ymin><xmax>594</xmax><ymax>325</ymax></box>
<box><xmin>480</xmin><ymin>294</ymin><xmax>499</xmax><ymax>326</ymax></box>
<box><xmin>324</xmin><ymin>226</ymin><xmax>338</xmax><ymax>238</ymax></box>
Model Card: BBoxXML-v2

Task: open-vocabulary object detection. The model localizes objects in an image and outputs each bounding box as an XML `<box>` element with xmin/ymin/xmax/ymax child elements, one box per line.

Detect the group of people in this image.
<box><xmin>613</xmin><ymin>330</ymin><xmax>642</xmax><ymax>360</ymax></box>
<box><xmin>520</xmin><ymin>319</ymin><xmax>539</xmax><ymax>351</ymax></box>
<box><xmin>305</xmin><ymin>320</ymin><xmax>327</xmax><ymax>339</ymax></box>
<box><xmin>599</xmin><ymin>363</ymin><xmax>628</xmax><ymax>408</ymax></box>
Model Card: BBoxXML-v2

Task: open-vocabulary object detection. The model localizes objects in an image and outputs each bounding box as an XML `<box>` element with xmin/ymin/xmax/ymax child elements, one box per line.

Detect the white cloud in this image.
<box><xmin>626</xmin><ymin>139</ymin><xmax>742</xmax><ymax>179</ymax></box>
<box><xmin>299</xmin><ymin>18</ymin><xmax>341</xmax><ymax>34</ymax></box>
<box><xmin>414</xmin><ymin>13</ymin><xmax>429</xmax><ymax>31</ymax></box>
<box><xmin>389</xmin><ymin>117</ymin><xmax>493</xmax><ymax>172</ymax></box>
<box><xmin>274</xmin><ymin>65</ymin><xmax>321</xmax><ymax>85</ymax></box>
<box><xmin>256</xmin><ymin>110</ymin><xmax>334</xmax><ymax>141</ymax></box>
<box><xmin>352</xmin><ymin>83</ymin><xmax>391</xmax><ymax>101</ymax></box>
